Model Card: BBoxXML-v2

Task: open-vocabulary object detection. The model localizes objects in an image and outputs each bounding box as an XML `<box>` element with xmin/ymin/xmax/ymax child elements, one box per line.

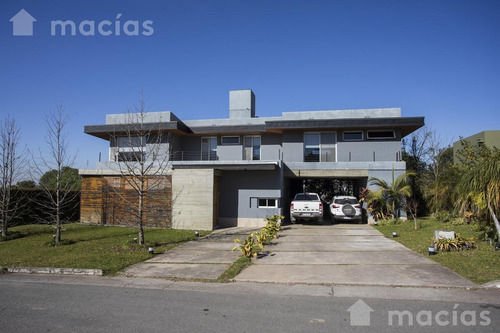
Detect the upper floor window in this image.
<box><xmin>221</xmin><ymin>136</ymin><xmax>240</xmax><ymax>145</ymax></box>
<box><xmin>343</xmin><ymin>131</ymin><xmax>363</xmax><ymax>141</ymax></box>
<box><xmin>366</xmin><ymin>130</ymin><xmax>395</xmax><ymax>140</ymax></box>
<box><xmin>304</xmin><ymin>132</ymin><xmax>336</xmax><ymax>162</ymax></box>
<box><xmin>201</xmin><ymin>137</ymin><xmax>217</xmax><ymax>161</ymax></box>
<box><xmin>244</xmin><ymin>136</ymin><xmax>261</xmax><ymax>160</ymax></box>
<box><xmin>116</xmin><ymin>136</ymin><xmax>145</xmax><ymax>162</ymax></box>
<box><xmin>117</xmin><ymin>136</ymin><xmax>145</xmax><ymax>149</ymax></box>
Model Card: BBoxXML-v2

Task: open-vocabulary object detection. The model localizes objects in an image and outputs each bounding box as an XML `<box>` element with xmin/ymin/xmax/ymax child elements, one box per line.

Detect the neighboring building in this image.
<box><xmin>80</xmin><ymin>89</ymin><xmax>424</xmax><ymax>229</ymax></box>
<box><xmin>453</xmin><ymin>130</ymin><xmax>500</xmax><ymax>164</ymax></box>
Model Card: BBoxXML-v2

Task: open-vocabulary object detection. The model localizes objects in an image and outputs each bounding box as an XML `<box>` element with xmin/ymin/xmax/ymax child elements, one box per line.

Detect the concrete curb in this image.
<box><xmin>481</xmin><ymin>280</ymin><xmax>500</xmax><ymax>289</ymax></box>
<box><xmin>1</xmin><ymin>266</ymin><xmax>103</xmax><ymax>276</ymax></box>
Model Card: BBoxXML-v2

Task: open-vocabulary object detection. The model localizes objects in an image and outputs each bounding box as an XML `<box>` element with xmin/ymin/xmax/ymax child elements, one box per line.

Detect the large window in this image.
<box><xmin>244</xmin><ymin>136</ymin><xmax>261</xmax><ymax>160</ymax></box>
<box><xmin>304</xmin><ymin>132</ymin><xmax>336</xmax><ymax>162</ymax></box>
<box><xmin>116</xmin><ymin>136</ymin><xmax>145</xmax><ymax>162</ymax></box>
<box><xmin>201</xmin><ymin>137</ymin><xmax>217</xmax><ymax>160</ymax></box>
<box><xmin>304</xmin><ymin>133</ymin><xmax>320</xmax><ymax>162</ymax></box>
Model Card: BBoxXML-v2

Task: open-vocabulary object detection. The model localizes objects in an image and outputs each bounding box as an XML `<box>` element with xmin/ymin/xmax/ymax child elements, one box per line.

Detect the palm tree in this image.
<box><xmin>368</xmin><ymin>169</ymin><xmax>415</xmax><ymax>220</ymax></box>
<box><xmin>455</xmin><ymin>144</ymin><xmax>500</xmax><ymax>238</ymax></box>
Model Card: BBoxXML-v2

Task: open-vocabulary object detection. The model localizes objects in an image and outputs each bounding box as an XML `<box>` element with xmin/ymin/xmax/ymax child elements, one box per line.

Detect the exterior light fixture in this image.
<box><xmin>134</xmin><ymin>238</ymin><xmax>138</xmax><ymax>243</ymax></box>
<box><xmin>428</xmin><ymin>246</ymin><xmax>436</xmax><ymax>256</ymax></box>
<box><xmin>374</xmin><ymin>221</ymin><xmax>378</xmax><ymax>226</ymax></box>
<box><xmin>392</xmin><ymin>231</ymin><xmax>398</xmax><ymax>237</ymax></box>
<box><xmin>148</xmin><ymin>247</ymin><xmax>154</xmax><ymax>254</ymax></box>
<box><xmin>195</xmin><ymin>231</ymin><xmax>199</xmax><ymax>237</ymax></box>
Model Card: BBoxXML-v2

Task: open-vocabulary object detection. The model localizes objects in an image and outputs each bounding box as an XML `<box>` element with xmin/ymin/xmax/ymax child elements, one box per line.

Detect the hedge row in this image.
<box><xmin>5</xmin><ymin>189</ymin><xmax>80</xmax><ymax>225</ymax></box>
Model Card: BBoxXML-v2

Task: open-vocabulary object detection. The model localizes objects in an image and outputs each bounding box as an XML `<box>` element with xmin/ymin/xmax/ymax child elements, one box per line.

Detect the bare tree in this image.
<box><xmin>0</xmin><ymin>116</ymin><xmax>26</xmax><ymax>236</ymax></box>
<box><xmin>402</xmin><ymin>126</ymin><xmax>434</xmax><ymax>166</ymax></box>
<box><xmin>109</xmin><ymin>94</ymin><xmax>172</xmax><ymax>245</ymax></box>
<box><xmin>33</xmin><ymin>105</ymin><xmax>78</xmax><ymax>244</ymax></box>
<box><xmin>405</xmin><ymin>196</ymin><xmax>419</xmax><ymax>230</ymax></box>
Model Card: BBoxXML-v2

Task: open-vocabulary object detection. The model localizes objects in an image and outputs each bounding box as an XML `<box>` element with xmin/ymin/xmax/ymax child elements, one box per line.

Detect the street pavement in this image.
<box><xmin>1</xmin><ymin>274</ymin><xmax>499</xmax><ymax>333</ymax></box>
<box><xmin>234</xmin><ymin>224</ymin><xmax>476</xmax><ymax>288</ymax></box>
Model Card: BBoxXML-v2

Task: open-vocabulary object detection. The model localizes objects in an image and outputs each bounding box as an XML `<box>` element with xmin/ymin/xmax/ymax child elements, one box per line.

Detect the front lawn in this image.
<box><xmin>0</xmin><ymin>224</ymin><xmax>210</xmax><ymax>275</ymax></box>
<box><xmin>375</xmin><ymin>218</ymin><xmax>500</xmax><ymax>285</ymax></box>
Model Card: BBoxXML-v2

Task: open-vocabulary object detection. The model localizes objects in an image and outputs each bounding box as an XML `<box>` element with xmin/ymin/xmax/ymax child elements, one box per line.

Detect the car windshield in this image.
<box><xmin>294</xmin><ymin>194</ymin><xmax>319</xmax><ymax>201</ymax></box>
<box><xmin>334</xmin><ymin>198</ymin><xmax>358</xmax><ymax>205</ymax></box>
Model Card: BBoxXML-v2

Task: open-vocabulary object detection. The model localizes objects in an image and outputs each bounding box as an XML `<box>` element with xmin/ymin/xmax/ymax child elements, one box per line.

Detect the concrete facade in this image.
<box><xmin>453</xmin><ymin>130</ymin><xmax>500</xmax><ymax>164</ymax></box>
<box><xmin>171</xmin><ymin>169</ymin><xmax>216</xmax><ymax>230</ymax></box>
<box><xmin>81</xmin><ymin>89</ymin><xmax>424</xmax><ymax>230</ymax></box>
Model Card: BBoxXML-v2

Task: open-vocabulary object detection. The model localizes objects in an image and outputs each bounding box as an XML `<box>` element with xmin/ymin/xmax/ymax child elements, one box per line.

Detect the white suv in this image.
<box><xmin>329</xmin><ymin>196</ymin><xmax>362</xmax><ymax>223</ymax></box>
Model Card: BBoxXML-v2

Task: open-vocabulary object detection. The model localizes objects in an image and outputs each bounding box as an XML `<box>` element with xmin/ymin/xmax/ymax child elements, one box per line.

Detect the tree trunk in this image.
<box><xmin>488</xmin><ymin>203</ymin><xmax>500</xmax><ymax>240</ymax></box>
<box><xmin>1</xmin><ymin>217</ymin><xmax>6</xmax><ymax>237</ymax></box>
<box><xmin>56</xmin><ymin>188</ymin><xmax>61</xmax><ymax>244</ymax></box>
<box><xmin>138</xmin><ymin>186</ymin><xmax>145</xmax><ymax>245</ymax></box>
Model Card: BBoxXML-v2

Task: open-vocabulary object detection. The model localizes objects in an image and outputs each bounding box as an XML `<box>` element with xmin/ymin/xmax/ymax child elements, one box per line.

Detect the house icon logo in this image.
<box><xmin>347</xmin><ymin>299</ymin><xmax>374</xmax><ymax>326</ymax></box>
<box><xmin>10</xmin><ymin>9</ymin><xmax>36</xmax><ymax>36</ymax></box>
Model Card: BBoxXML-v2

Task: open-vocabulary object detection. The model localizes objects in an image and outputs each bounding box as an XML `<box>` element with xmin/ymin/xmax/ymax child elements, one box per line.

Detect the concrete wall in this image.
<box><xmin>171</xmin><ymin>169</ymin><xmax>214</xmax><ymax>230</ymax></box>
<box><xmin>282</xmin><ymin>132</ymin><xmax>304</xmax><ymax>162</ymax></box>
<box><xmin>218</xmin><ymin>170</ymin><xmax>282</xmax><ymax>228</ymax></box>
<box><xmin>453</xmin><ymin>130</ymin><xmax>500</xmax><ymax>164</ymax></box>
<box><xmin>337</xmin><ymin>141</ymin><xmax>401</xmax><ymax>162</ymax></box>
<box><xmin>105</xmin><ymin>111</ymin><xmax>176</xmax><ymax>124</ymax></box>
<box><xmin>261</xmin><ymin>134</ymin><xmax>282</xmax><ymax>161</ymax></box>
<box><xmin>281</xmin><ymin>108</ymin><xmax>401</xmax><ymax>119</ymax></box>
<box><xmin>218</xmin><ymin>141</ymin><xmax>243</xmax><ymax>160</ymax></box>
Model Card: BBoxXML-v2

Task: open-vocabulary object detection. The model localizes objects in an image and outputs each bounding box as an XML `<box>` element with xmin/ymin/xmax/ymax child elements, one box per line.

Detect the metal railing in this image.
<box><xmin>170</xmin><ymin>151</ymin><xmax>218</xmax><ymax>161</ymax></box>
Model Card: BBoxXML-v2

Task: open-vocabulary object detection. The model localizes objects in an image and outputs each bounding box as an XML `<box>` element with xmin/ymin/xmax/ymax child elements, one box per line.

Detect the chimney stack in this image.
<box><xmin>229</xmin><ymin>89</ymin><xmax>255</xmax><ymax>119</ymax></box>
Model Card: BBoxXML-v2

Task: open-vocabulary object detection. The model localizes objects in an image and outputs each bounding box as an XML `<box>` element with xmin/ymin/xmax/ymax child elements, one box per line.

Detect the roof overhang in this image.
<box><xmin>186</xmin><ymin>124</ymin><xmax>266</xmax><ymax>135</ymax></box>
<box><xmin>172</xmin><ymin>160</ymin><xmax>278</xmax><ymax>170</ymax></box>
<box><xmin>84</xmin><ymin>121</ymin><xmax>191</xmax><ymax>139</ymax></box>
<box><xmin>265</xmin><ymin>117</ymin><xmax>424</xmax><ymax>137</ymax></box>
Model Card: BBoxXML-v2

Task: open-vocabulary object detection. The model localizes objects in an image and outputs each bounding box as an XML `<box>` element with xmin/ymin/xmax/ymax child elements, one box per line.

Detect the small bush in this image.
<box><xmin>432</xmin><ymin>211</ymin><xmax>454</xmax><ymax>223</ymax></box>
<box><xmin>233</xmin><ymin>214</ymin><xmax>284</xmax><ymax>258</ymax></box>
<box><xmin>0</xmin><ymin>231</ymin><xmax>23</xmax><ymax>242</ymax></box>
<box><xmin>433</xmin><ymin>233</ymin><xmax>475</xmax><ymax>252</ymax></box>
<box><xmin>376</xmin><ymin>218</ymin><xmax>401</xmax><ymax>226</ymax></box>
<box><xmin>43</xmin><ymin>239</ymin><xmax>75</xmax><ymax>247</ymax></box>
<box><xmin>232</xmin><ymin>234</ymin><xmax>258</xmax><ymax>258</ymax></box>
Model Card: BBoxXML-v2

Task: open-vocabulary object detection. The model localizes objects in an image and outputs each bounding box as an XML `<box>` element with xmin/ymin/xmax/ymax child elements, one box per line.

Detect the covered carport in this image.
<box><xmin>283</xmin><ymin>168</ymin><xmax>369</xmax><ymax>223</ymax></box>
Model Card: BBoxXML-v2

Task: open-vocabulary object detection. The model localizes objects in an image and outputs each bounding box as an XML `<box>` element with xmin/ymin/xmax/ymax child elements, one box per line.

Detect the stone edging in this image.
<box><xmin>1</xmin><ymin>266</ymin><xmax>103</xmax><ymax>276</ymax></box>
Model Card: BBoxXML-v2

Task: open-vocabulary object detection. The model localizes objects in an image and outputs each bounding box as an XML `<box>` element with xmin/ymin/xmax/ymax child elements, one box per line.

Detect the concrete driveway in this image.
<box><xmin>234</xmin><ymin>224</ymin><xmax>476</xmax><ymax>288</ymax></box>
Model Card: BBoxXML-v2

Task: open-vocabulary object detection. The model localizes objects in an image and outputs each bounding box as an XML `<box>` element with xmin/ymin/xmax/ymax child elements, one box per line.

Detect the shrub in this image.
<box><xmin>233</xmin><ymin>215</ymin><xmax>284</xmax><ymax>258</ymax></box>
<box><xmin>432</xmin><ymin>211</ymin><xmax>453</xmax><ymax>223</ymax></box>
<box><xmin>232</xmin><ymin>234</ymin><xmax>258</xmax><ymax>258</ymax></box>
<box><xmin>433</xmin><ymin>233</ymin><xmax>475</xmax><ymax>252</ymax></box>
<box><xmin>376</xmin><ymin>218</ymin><xmax>402</xmax><ymax>226</ymax></box>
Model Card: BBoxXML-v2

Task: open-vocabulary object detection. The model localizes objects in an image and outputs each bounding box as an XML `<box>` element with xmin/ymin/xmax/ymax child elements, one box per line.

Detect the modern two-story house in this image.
<box><xmin>80</xmin><ymin>89</ymin><xmax>424</xmax><ymax>230</ymax></box>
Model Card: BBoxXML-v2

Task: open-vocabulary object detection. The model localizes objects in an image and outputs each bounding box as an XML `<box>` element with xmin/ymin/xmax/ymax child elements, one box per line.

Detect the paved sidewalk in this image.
<box><xmin>121</xmin><ymin>227</ymin><xmax>257</xmax><ymax>280</ymax></box>
<box><xmin>234</xmin><ymin>224</ymin><xmax>476</xmax><ymax>288</ymax></box>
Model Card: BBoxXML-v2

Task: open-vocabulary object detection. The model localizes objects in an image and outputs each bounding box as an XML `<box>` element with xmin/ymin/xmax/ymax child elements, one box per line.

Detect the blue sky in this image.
<box><xmin>1</xmin><ymin>0</ymin><xmax>499</xmax><ymax>171</ymax></box>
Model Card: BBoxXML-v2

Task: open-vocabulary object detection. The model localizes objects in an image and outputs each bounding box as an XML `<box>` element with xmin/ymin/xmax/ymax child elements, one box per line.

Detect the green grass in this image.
<box><xmin>217</xmin><ymin>256</ymin><xmax>252</xmax><ymax>282</ymax></box>
<box><xmin>0</xmin><ymin>224</ymin><xmax>210</xmax><ymax>275</ymax></box>
<box><xmin>375</xmin><ymin>218</ymin><xmax>500</xmax><ymax>284</ymax></box>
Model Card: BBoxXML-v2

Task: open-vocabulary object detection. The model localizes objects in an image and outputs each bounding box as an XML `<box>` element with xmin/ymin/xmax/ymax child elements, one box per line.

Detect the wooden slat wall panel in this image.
<box><xmin>81</xmin><ymin>175</ymin><xmax>172</xmax><ymax>228</ymax></box>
